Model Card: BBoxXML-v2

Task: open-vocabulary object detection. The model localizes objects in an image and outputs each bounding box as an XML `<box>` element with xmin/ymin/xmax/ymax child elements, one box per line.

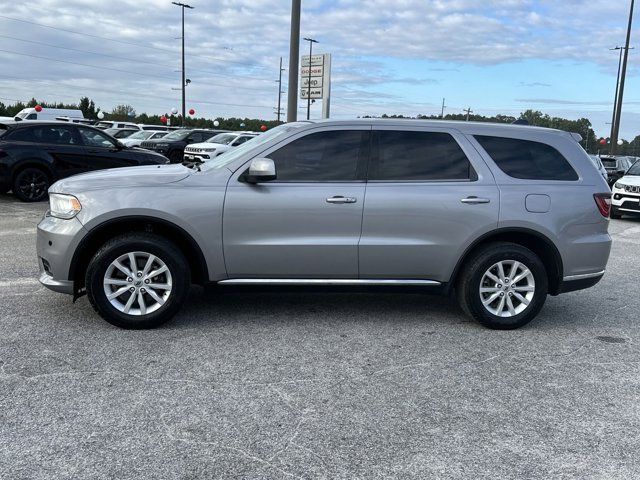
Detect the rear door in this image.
<box><xmin>9</xmin><ymin>124</ymin><xmax>87</xmax><ymax>178</ymax></box>
<box><xmin>359</xmin><ymin>126</ymin><xmax>499</xmax><ymax>281</ymax></box>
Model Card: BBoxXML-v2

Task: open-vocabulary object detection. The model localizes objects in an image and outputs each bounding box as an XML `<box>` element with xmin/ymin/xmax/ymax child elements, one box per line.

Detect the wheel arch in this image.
<box><xmin>449</xmin><ymin>227</ymin><xmax>564</xmax><ymax>296</ymax></box>
<box><xmin>11</xmin><ymin>159</ymin><xmax>56</xmax><ymax>182</ymax></box>
<box><xmin>70</xmin><ymin>215</ymin><xmax>209</xmax><ymax>295</ymax></box>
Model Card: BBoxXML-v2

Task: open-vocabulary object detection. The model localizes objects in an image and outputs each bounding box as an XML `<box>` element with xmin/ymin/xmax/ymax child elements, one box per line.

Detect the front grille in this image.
<box><xmin>620</xmin><ymin>201</ymin><xmax>640</xmax><ymax>212</ymax></box>
<box><xmin>624</xmin><ymin>185</ymin><xmax>640</xmax><ymax>193</ymax></box>
<box><xmin>140</xmin><ymin>142</ymin><xmax>155</xmax><ymax>149</ymax></box>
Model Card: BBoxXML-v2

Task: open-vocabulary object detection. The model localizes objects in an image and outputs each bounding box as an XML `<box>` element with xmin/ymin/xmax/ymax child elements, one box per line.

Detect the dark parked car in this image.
<box><xmin>140</xmin><ymin>128</ymin><xmax>227</xmax><ymax>163</ymax></box>
<box><xmin>0</xmin><ymin>121</ymin><xmax>169</xmax><ymax>202</ymax></box>
<box><xmin>600</xmin><ymin>155</ymin><xmax>634</xmax><ymax>186</ymax></box>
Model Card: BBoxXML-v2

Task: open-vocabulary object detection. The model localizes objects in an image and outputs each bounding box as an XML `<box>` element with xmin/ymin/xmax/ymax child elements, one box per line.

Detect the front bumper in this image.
<box><xmin>611</xmin><ymin>188</ymin><xmax>640</xmax><ymax>213</ymax></box>
<box><xmin>36</xmin><ymin>215</ymin><xmax>87</xmax><ymax>296</ymax></box>
<box><xmin>184</xmin><ymin>151</ymin><xmax>215</xmax><ymax>162</ymax></box>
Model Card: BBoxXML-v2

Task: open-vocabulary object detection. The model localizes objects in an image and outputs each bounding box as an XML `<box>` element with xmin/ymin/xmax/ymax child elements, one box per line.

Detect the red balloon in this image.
<box><xmin>160</xmin><ymin>115</ymin><xmax>167</xmax><ymax>124</ymax></box>
<box><xmin>260</xmin><ymin>125</ymin><xmax>267</xmax><ymax>132</ymax></box>
<box><xmin>34</xmin><ymin>105</ymin><xmax>42</xmax><ymax>112</ymax></box>
<box><xmin>599</xmin><ymin>138</ymin><xmax>606</xmax><ymax>145</ymax></box>
<box><xmin>188</xmin><ymin>108</ymin><xmax>195</xmax><ymax>115</ymax></box>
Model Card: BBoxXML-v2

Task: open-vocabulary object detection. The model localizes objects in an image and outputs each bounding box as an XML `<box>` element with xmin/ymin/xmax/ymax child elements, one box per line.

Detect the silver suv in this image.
<box><xmin>37</xmin><ymin>120</ymin><xmax>612</xmax><ymax>330</ymax></box>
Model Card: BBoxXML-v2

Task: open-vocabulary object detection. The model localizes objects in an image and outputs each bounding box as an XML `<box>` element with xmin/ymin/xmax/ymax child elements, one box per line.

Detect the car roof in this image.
<box><xmin>300</xmin><ymin>118</ymin><xmax>576</xmax><ymax>138</ymax></box>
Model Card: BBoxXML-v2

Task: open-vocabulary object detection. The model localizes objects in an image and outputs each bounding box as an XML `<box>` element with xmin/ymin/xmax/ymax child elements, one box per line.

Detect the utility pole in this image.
<box><xmin>463</xmin><ymin>107</ymin><xmax>473</xmax><ymax>121</ymax></box>
<box><xmin>440</xmin><ymin>98</ymin><xmax>446</xmax><ymax>118</ymax></box>
<box><xmin>609</xmin><ymin>46</ymin><xmax>624</xmax><ymax>141</ymax></box>
<box><xmin>611</xmin><ymin>0</ymin><xmax>635</xmax><ymax>153</ymax></box>
<box><xmin>287</xmin><ymin>0</ymin><xmax>301</xmax><ymax>123</ymax></box>
<box><xmin>172</xmin><ymin>1</ymin><xmax>193</xmax><ymax>127</ymax></box>
<box><xmin>275</xmin><ymin>57</ymin><xmax>285</xmax><ymax>123</ymax></box>
<box><xmin>303</xmin><ymin>37</ymin><xmax>318</xmax><ymax>120</ymax></box>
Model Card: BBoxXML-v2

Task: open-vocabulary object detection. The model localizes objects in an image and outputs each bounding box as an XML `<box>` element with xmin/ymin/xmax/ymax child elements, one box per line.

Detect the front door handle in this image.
<box><xmin>326</xmin><ymin>196</ymin><xmax>357</xmax><ymax>204</ymax></box>
<box><xmin>461</xmin><ymin>196</ymin><xmax>490</xmax><ymax>205</ymax></box>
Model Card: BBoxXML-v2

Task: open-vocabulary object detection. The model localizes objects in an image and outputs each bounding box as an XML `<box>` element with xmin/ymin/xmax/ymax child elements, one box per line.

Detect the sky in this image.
<box><xmin>0</xmin><ymin>0</ymin><xmax>638</xmax><ymax>138</ymax></box>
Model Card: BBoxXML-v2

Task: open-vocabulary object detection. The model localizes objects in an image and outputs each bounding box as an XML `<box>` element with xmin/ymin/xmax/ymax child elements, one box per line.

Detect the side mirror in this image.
<box><xmin>246</xmin><ymin>157</ymin><xmax>276</xmax><ymax>183</ymax></box>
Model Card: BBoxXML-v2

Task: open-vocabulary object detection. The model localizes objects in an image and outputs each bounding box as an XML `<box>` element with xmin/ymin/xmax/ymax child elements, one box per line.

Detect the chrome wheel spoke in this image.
<box><xmin>479</xmin><ymin>259</ymin><xmax>535</xmax><ymax>318</ymax></box>
<box><xmin>146</xmin><ymin>288</ymin><xmax>165</xmax><ymax>306</ymax></box>
<box><xmin>103</xmin><ymin>251</ymin><xmax>172</xmax><ymax>317</ymax></box>
<box><xmin>107</xmin><ymin>286</ymin><xmax>129</xmax><ymax>300</ymax></box>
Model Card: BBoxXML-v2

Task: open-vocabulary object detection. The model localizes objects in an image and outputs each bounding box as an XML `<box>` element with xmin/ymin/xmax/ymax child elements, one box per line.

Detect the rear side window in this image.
<box><xmin>370</xmin><ymin>131</ymin><xmax>475</xmax><ymax>181</ymax></box>
<box><xmin>475</xmin><ymin>136</ymin><xmax>578</xmax><ymax>181</ymax></box>
<box><xmin>8</xmin><ymin>125</ymin><xmax>79</xmax><ymax>145</ymax></box>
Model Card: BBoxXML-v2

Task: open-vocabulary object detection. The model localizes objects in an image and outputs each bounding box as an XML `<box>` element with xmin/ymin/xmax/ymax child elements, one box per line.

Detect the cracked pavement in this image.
<box><xmin>0</xmin><ymin>194</ymin><xmax>639</xmax><ymax>479</ymax></box>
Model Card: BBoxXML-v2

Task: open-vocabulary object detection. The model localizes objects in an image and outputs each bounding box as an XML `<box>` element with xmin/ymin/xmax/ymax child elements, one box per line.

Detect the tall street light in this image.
<box><xmin>287</xmin><ymin>0</ymin><xmax>301</xmax><ymax>123</ymax></box>
<box><xmin>611</xmin><ymin>0</ymin><xmax>635</xmax><ymax>153</ymax></box>
<box><xmin>172</xmin><ymin>1</ymin><xmax>193</xmax><ymax>127</ymax></box>
<box><xmin>303</xmin><ymin>37</ymin><xmax>318</xmax><ymax>120</ymax></box>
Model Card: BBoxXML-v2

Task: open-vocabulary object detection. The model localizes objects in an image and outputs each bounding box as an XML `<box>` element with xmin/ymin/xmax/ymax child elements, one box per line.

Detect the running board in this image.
<box><xmin>217</xmin><ymin>279</ymin><xmax>441</xmax><ymax>286</ymax></box>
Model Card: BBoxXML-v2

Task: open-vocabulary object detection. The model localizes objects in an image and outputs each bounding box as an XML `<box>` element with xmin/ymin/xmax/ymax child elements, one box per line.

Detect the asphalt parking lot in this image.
<box><xmin>1</xmin><ymin>194</ymin><xmax>639</xmax><ymax>479</ymax></box>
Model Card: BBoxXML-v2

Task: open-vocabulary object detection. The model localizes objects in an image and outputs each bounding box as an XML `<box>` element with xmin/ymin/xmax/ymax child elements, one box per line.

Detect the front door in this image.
<box><xmin>223</xmin><ymin>127</ymin><xmax>370</xmax><ymax>278</ymax></box>
<box><xmin>76</xmin><ymin>126</ymin><xmax>136</xmax><ymax>169</ymax></box>
<box><xmin>359</xmin><ymin>127</ymin><xmax>500</xmax><ymax>282</ymax></box>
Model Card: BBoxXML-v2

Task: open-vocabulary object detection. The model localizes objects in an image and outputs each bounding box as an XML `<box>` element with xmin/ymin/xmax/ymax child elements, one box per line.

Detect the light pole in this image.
<box><xmin>276</xmin><ymin>57</ymin><xmax>285</xmax><ymax>123</ymax></box>
<box><xmin>611</xmin><ymin>0</ymin><xmax>635</xmax><ymax>153</ymax></box>
<box><xmin>172</xmin><ymin>1</ymin><xmax>193</xmax><ymax>127</ymax></box>
<box><xmin>303</xmin><ymin>37</ymin><xmax>318</xmax><ymax>120</ymax></box>
<box><xmin>287</xmin><ymin>0</ymin><xmax>301</xmax><ymax>123</ymax></box>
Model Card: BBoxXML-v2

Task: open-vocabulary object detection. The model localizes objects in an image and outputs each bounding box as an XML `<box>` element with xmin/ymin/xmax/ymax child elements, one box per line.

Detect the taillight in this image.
<box><xmin>594</xmin><ymin>193</ymin><xmax>612</xmax><ymax>217</ymax></box>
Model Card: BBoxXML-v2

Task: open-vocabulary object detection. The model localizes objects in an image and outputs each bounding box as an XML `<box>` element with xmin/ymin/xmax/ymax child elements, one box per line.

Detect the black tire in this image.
<box><xmin>86</xmin><ymin>233</ymin><xmax>190</xmax><ymax>329</ymax></box>
<box><xmin>12</xmin><ymin>167</ymin><xmax>50</xmax><ymax>202</ymax></box>
<box><xmin>168</xmin><ymin>150</ymin><xmax>183</xmax><ymax>163</ymax></box>
<box><xmin>610</xmin><ymin>207</ymin><xmax>622</xmax><ymax>220</ymax></box>
<box><xmin>456</xmin><ymin>242</ymin><xmax>548</xmax><ymax>330</ymax></box>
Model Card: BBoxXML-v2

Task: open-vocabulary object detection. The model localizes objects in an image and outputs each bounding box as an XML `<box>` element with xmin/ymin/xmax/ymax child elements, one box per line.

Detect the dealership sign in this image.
<box><xmin>300</xmin><ymin>53</ymin><xmax>331</xmax><ymax>117</ymax></box>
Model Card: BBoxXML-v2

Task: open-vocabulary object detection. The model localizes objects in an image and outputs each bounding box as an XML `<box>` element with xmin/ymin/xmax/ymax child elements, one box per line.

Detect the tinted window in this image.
<box><xmin>9</xmin><ymin>125</ymin><xmax>78</xmax><ymax>145</ymax></box>
<box><xmin>475</xmin><ymin>135</ymin><xmax>578</xmax><ymax>181</ymax></box>
<box><xmin>188</xmin><ymin>132</ymin><xmax>207</xmax><ymax>143</ymax></box>
<box><xmin>77</xmin><ymin>127</ymin><xmax>116</xmax><ymax>148</ymax></box>
<box><xmin>370</xmin><ymin>131</ymin><xmax>473</xmax><ymax>181</ymax></box>
<box><xmin>268</xmin><ymin>130</ymin><xmax>367</xmax><ymax>182</ymax></box>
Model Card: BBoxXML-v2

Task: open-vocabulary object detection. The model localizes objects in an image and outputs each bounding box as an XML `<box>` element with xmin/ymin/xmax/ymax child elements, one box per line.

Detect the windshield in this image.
<box><xmin>200</xmin><ymin>123</ymin><xmax>307</xmax><ymax>171</ymax></box>
<box><xmin>627</xmin><ymin>161</ymin><xmax>640</xmax><ymax>176</ymax></box>
<box><xmin>162</xmin><ymin>129</ymin><xmax>192</xmax><ymax>141</ymax></box>
<box><xmin>127</xmin><ymin>131</ymin><xmax>152</xmax><ymax>140</ymax></box>
<box><xmin>206</xmin><ymin>133</ymin><xmax>236</xmax><ymax>145</ymax></box>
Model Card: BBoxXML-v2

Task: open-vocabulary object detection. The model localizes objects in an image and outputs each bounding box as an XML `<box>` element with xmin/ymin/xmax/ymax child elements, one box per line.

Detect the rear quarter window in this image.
<box><xmin>475</xmin><ymin>135</ymin><xmax>578</xmax><ymax>181</ymax></box>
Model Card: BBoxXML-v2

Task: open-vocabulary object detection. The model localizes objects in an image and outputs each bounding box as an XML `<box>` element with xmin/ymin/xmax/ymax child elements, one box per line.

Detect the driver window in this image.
<box><xmin>77</xmin><ymin>127</ymin><xmax>116</xmax><ymax>148</ymax></box>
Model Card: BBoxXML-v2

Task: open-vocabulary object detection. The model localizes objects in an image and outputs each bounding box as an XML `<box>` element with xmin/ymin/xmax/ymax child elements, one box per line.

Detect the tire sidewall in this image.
<box><xmin>466</xmin><ymin>246</ymin><xmax>548</xmax><ymax>330</ymax></box>
<box><xmin>87</xmin><ymin>236</ymin><xmax>189</xmax><ymax>329</ymax></box>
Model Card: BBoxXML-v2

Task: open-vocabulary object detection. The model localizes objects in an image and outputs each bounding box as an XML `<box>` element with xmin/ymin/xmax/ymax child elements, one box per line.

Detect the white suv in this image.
<box><xmin>611</xmin><ymin>160</ymin><xmax>640</xmax><ymax>218</ymax></box>
<box><xmin>184</xmin><ymin>132</ymin><xmax>258</xmax><ymax>162</ymax></box>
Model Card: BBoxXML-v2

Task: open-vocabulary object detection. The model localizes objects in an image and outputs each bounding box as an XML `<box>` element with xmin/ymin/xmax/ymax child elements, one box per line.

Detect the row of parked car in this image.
<box><xmin>0</xmin><ymin>116</ymin><xmax>261</xmax><ymax>201</ymax></box>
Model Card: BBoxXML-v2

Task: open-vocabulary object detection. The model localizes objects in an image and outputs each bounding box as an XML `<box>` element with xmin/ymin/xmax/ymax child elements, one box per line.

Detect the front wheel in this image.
<box><xmin>86</xmin><ymin>233</ymin><xmax>190</xmax><ymax>329</ymax></box>
<box><xmin>457</xmin><ymin>242</ymin><xmax>548</xmax><ymax>330</ymax></box>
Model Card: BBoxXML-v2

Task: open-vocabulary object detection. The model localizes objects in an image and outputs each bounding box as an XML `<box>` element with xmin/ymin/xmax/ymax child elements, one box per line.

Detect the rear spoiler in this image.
<box><xmin>569</xmin><ymin>132</ymin><xmax>583</xmax><ymax>142</ymax></box>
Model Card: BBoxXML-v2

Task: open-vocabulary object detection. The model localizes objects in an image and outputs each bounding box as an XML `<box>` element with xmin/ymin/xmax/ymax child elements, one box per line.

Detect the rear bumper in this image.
<box><xmin>557</xmin><ymin>271</ymin><xmax>605</xmax><ymax>294</ymax></box>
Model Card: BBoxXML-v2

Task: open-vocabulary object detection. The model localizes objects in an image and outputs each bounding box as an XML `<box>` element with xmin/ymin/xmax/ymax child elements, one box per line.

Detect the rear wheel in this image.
<box><xmin>457</xmin><ymin>242</ymin><xmax>548</xmax><ymax>330</ymax></box>
<box><xmin>86</xmin><ymin>233</ymin><xmax>190</xmax><ymax>329</ymax></box>
<box><xmin>12</xmin><ymin>167</ymin><xmax>50</xmax><ymax>202</ymax></box>
<box><xmin>610</xmin><ymin>207</ymin><xmax>622</xmax><ymax>219</ymax></box>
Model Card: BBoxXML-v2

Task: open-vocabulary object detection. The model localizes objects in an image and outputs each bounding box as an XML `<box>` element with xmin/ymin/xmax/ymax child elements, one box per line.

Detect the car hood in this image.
<box><xmin>50</xmin><ymin>164</ymin><xmax>192</xmax><ymax>193</ymax></box>
<box><xmin>618</xmin><ymin>175</ymin><xmax>640</xmax><ymax>186</ymax></box>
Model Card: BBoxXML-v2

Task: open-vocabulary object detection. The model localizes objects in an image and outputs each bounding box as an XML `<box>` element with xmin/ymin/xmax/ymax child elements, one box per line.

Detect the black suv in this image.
<box><xmin>0</xmin><ymin>121</ymin><xmax>169</xmax><ymax>202</ymax></box>
<box><xmin>140</xmin><ymin>128</ymin><xmax>226</xmax><ymax>163</ymax></box>
<box><xmin>600</xmin><ymin>155</ymin><xmax>634</xmax><ymax>186</ymax></box>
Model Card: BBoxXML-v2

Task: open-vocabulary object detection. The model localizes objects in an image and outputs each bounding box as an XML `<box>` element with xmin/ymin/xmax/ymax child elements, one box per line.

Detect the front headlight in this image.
<box><xmin>614</xmin><ymin>182</ymin><xmax>625</xmax><ymax>190</ymax></box>
<box><xmin>49</xmin><ymin>193</ymin><xmax>82</xmax><ymax>219</ymax></box>
<box><xmin>204</xmin><ymin>148</ymin><xmax>217</xmax><ymax>152</ymax></box>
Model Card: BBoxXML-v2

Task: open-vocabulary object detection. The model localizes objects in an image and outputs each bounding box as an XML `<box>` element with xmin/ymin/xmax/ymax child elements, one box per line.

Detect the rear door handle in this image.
<box><xmin>461</xmin><ymin>196</ymin><xmax>490</xmax><ymax>205</ymax></box>
<box><xmin>326</xmin><ymin>196</ymin><xmax>357</xmax><ymax>204</ymax></box>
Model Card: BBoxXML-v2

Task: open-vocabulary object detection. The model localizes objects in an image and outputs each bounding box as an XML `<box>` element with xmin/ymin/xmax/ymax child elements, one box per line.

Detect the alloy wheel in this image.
<box><xmin>479</xmin><ymin>260</ymin><xmax>535</xmax><ymax>317</ymax></box>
